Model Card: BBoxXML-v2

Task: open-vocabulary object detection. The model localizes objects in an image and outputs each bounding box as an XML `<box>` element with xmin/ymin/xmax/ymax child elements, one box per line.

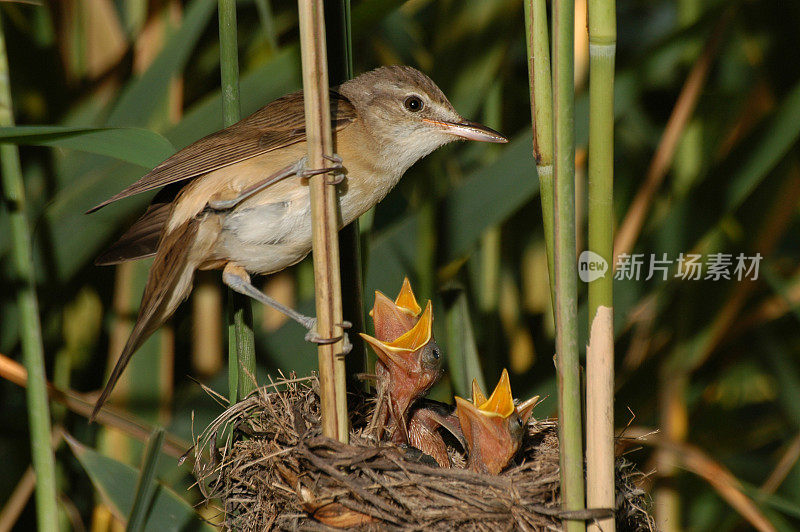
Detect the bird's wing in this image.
<box><xmin>93</xmin><ymin>185</ymin><xmax>180</xmax><ymax>265</ymax></box>
<box><xmin>91</xmin><ymin>217</ymin><xmax>200</xmax><ymax>421</ymax></box>
<box><xmin>86</xmin><ymin>91</ymin><xmax>357</xmax><ymax>213</ymax></box>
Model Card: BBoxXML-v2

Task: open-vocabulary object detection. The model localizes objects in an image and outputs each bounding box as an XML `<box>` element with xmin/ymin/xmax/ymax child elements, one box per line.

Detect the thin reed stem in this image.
<box><xmin>524</xmin><ymin>0</ymin><xmax>556</xmax><ymax>310</ymax></box>
<box><xmin>326</xmin><ymin>0</ymin><xmax>367</xmax><ymax>388</ymax></box>
<box><xmin>552</xmin><ymin>0</ymin><xmax>587</xmax><ymax>529</ymax></box>
<box><xmin>0</xmin><ymin>14</ymin><xmax>59</xmax><ymax>531</ymax></box>
<box><xmin>586</xmin><ymin>0</ymin><xmax>616</xmax><ymax>529</ymax></box>
<box><xmin>218</xmin><ymin>0</ymin><xmax>257</xmax><ymax>402</ymax></box>
<box><xmin>298</xmin><ymin>0</ymin><xmax>349</xmax><ymax>442</ymax></box>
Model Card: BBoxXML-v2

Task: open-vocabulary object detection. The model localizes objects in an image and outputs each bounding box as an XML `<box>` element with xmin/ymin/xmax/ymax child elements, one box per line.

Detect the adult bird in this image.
<box><xmin>88</xmin><ymin>66</ymin><xmax>507</xmax><ymax>420</ymax></box>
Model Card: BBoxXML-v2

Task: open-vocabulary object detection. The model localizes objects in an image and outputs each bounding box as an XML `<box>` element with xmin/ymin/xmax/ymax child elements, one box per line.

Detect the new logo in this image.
<box><xmin>578</xmin><ymin>250</ymin><xmax>608</xmax><ymax>283</ymax></box>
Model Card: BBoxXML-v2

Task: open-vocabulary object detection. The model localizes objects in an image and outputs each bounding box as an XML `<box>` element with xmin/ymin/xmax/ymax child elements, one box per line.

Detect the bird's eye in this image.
<box><xmin>423</xmin><ymin>344</ymin><xmax>441</xmax><ymax>369</ymax></box>
<box><xmin>404</xmin><ymin>95</ymin><xmax>424</xmax><ymax>112</ymax></box>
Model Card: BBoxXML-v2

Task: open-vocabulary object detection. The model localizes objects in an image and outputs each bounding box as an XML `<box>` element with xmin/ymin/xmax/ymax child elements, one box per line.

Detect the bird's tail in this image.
<box><xmin>91</xmin><ymin>218</ymin><xmax>200</xmax><ymax>421</ymax></box>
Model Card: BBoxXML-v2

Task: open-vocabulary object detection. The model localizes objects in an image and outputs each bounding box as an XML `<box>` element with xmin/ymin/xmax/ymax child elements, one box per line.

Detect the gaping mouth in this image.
<box><xmin>423</xmin><ymin>118</ymin><xmax>508</xmax><ymax>143</ymax></box>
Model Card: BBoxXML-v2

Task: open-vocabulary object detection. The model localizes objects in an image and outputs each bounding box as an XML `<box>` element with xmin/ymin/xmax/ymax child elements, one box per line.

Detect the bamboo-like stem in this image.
<box><xmin>552</xmin><ymin>0</ymin><xmax>586</xmax><ymax>529</ymax></box>
<box><xmin>298</xmin><ymin>0</ymin><xmax>349</xmax><ymax>442</ymax></box>
<box><xmin>218</xmin><ymin>0</ymin><xmax>257</xmax><ymax>403</ymax></box>
<box><xmin>0</xmin><ymin>14</ymin><xmax>60</xmax><ymax>531</ymax></box>
<box><xmin>586</xmin><ymin>0</ymin><xmax>616</xmax><ymax>530</ymax></box>
<box><xmin>655</xmin><ymin>371</ymin><xmax>687</xmax><ymax>532</ymax></box>
<box><xmin>524</xmin><ymin>0</ymin><xmax>556</xmax><ymax>310</ymax></box>
<box><xmin>326</xmin><ymin>0</ymin><xmax>367</xmax><ymax>387</ymax></box>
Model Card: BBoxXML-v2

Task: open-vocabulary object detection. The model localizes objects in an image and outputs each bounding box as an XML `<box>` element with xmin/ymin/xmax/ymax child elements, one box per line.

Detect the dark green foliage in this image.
<box><xmin>1</xmin><ymin>0</ymin><xmax>800</xmax><ymax>529</ymax></box>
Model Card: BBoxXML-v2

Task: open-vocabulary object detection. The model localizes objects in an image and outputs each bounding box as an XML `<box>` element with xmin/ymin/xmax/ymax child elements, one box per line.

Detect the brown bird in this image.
<box><xmin>406</xmin><ymin>401</ymin><xmax>464</xmax><ymax>468</ymax></box>
<box><xmin>88</xmin><ymin>66</ymin><xmax>506</xmax><ymax>419</ymax></box>
<box><xmin>361</xmin><ymin>299</ymin><xmax>442</xmax><ymax>443</ymax></box>
<box><xmin>364</xmin><ymin>280</ymin><xmax>462</xmax><ymax>466</ymax></box>
<box><xmin>454</xmin><ymin>369</ymin><xmax>538</xmax><ymax>474</ymax></box>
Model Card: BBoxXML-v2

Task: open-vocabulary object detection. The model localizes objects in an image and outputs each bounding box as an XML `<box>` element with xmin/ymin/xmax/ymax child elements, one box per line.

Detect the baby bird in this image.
<box><xmin>361</xmin><ymin>291</ymin><xmax>442</xmax><ymax>444</ymax></box>
<box><xmin>454</xmin><ymin>369</ymin><xmax>538</xmax><ymax>474</ymax></box>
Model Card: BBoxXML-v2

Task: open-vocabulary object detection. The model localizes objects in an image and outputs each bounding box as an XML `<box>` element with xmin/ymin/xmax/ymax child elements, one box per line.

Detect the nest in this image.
<box><xmin>193</xmin><ymin>375</ymin><xmax>654</xmax><ymax>531</ymax></box>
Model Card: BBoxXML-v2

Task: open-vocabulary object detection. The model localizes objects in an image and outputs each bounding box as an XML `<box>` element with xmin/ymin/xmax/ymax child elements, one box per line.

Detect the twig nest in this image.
<box><xmin>193</xmin><ymin>375</ymin><xmax>654</xmax><ymax>531</ymax></box>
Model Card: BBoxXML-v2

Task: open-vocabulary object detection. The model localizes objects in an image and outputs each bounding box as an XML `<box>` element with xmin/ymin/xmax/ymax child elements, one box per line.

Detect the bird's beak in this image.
<box><xmin>394</xmin><ymin>277</ymin><xmax>422</xmax><ymax>316</ymax></box>
<box><xmin>454</xmin><ymin>369</ymin><xmax>529</xmax><ymax>474</ymax></box>
<box><xmin>359</xmin><ymin>301</ymin><xmax>434</xmax><ymax>373</ymax></box>
<box><xmin>369</xmin><ymin>290</ymin><xmax>418</xmax><ymax>343</ymax></box>
<box><xmin>424</xmin><ymin>118</ymin><xmax>508</xmax><ymax>143</ymax></box>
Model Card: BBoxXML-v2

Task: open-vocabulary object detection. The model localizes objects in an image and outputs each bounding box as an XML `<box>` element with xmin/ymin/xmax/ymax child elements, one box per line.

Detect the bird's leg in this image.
<box><xmin>208</xmin><ymin>160</ymin><xmax>305</xmax><ymax>211</ymax></box>
<box><xmin>207</xmin><ymin>154</ymin><xmax>344</xmax><ymax>211</ymax></box>
<box><xmin>222</xmin><ymin>263</ymin><xmax>352</xmax><ymax>350</ymax></box>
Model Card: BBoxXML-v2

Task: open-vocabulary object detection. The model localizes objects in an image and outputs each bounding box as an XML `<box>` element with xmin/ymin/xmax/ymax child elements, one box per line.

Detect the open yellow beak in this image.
<box><xmin>471</xmin><ymin>378</ymin><xmax>487</xmax><ymax>406</ymax></box>
<box><xmin>479</xmin><ymin>368</ymin><xmax>516</xmax><ymax>418</ymax></box>
<box><xmin>394</xmin><ymin>277</ymin><xmax>422</xmax><ymax>316</ymax></box>
<box><xmin>360</xmin><ymin>301</ymin><xmax>433</xmax><ymax>370</ymax></box>
<box><xmin>466</xmin><ymin>370</ymin><xmax>538</xmax><ymax>421</ymax></box>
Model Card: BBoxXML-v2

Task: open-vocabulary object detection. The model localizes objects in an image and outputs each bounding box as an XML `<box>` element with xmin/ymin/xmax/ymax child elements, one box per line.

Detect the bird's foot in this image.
<box><xmin>297</xmin><ymin>153</ymin><xmax>345</xmax><ymax>185</ymax></box>
<box><xmin>303</xmin><ymin>318</ymin><xmax>353</xmax><ymax>353</ymax></box>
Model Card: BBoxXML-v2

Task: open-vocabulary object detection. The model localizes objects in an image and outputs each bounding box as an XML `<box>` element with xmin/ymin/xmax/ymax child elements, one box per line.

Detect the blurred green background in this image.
<box><xmin>1</xmin><ymin>0</ymin><xmax>799</xmax><ymax>530</ymax></box>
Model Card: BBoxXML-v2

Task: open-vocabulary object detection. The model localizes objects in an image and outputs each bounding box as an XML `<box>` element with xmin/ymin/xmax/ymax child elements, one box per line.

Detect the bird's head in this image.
<box><xmin>339</xmin><ymin>66</ymin><xmax>507</xmax><ymax>174</ymax></box>
<box><xmin>455</xmin><ymin>369</ymin><xmax>539</xmax><ymax>475</ymax></box>
<box><xmin>360</xmin><ymin>300</ymin><xmax>443</xmax><ymax>437</ymax></box>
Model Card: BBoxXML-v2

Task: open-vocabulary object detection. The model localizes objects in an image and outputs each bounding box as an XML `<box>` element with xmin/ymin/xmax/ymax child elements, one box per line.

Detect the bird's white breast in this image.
<box><xmin>214</xmin><ymin>157</ymin><xmax>404</xmax><ymax>275</ymax></box>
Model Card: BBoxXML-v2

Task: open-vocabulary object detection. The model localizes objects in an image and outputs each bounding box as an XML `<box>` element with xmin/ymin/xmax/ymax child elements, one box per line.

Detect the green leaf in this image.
<box><xmin>65</xmin><ymin>434</ymin><xmax>213</xmax><ymax>532</ymax></box>
<box><xmin>441</xmin><ymin>283</ymin><xmax>485</xmax><ymax>398</ymax></box>
<box><xmin>0</xmin><ymin>126</ymin><xmax>174</xmax><ymax>169</ymax></box>
<box><xmin>41</xmin><ymin>48</ymin><xmax>302</xmax><ymax>282</ymax></box>
<box><xmin>654</xmin><ymin>78</ymin><xmax>800</xmax><ymax>258</ymax></box>
<box><xmin>724</xmin><ymin>80</ymin><xmax>800</xmax><ymax>211</ymax></box>
<box><xmin>106</xmin><ymin>0</ymin><xmax>217</xmax><ymax>128</ymax></box>
<box><xmin>351</xmin><ymin>0</ymin><xmax>409</xmax><ymax>38</ymax></box>
<box><xmin>365</xmin><ymin>131</ymin><xmax>538</xmax><ymax>293</ymax></box>
<box><xmin>741</xmin><ymin>481</ymin><xmax>800</xmax><ymax>520</ymax></box>
<box><xmin>166</xmin><ymin>46</ymin><xmax>302</xmax><ymax>150</ymax></box>
<box><xmin>128</xmin><ymin>428</ymin><xmax>166</xmax><ymax>532</ymax></box>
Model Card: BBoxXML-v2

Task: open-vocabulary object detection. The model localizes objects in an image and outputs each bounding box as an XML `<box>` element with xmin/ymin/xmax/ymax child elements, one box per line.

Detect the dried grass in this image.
<box><xmin>192</xmin><ymin>374</ymin><xmax>654</xmax><ymax>531</ymax></box>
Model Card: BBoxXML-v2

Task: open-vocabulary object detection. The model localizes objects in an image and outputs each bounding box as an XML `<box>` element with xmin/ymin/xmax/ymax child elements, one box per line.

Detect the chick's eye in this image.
<box><xmin>404</xmin><ymin>95</ymin><xmax>424</xmax><ymax>112</ymax></box>
<box><xmin>432</xmin><ymin>347</ymin><xmax>440</xmax><ymax>359</ymax></box>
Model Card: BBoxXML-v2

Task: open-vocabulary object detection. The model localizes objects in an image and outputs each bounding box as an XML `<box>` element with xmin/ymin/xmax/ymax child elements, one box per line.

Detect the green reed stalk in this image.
<box><xmin>218</xmin><ymin>0</ymin><xmax>257</xmax><ymax>403</ymax></box>
<box><xmin>326</xmin><ymin>0</ymin><xmax>367</xmax><ymax>386</ymax></box>
<box><xmin>524</xmin><ymin>0</ymin><xmax>556</xmax><ymax>311</ymax></box>
<box><xmin>552</xmin><ymin>0</ymin><xmax>587</xmax><ymax>529</ymax></box>
<box><xmin>0</xmin><ymin>14</ymin><xmax>59</xmax><ymax>531</ymax></box>
<box><xmin>586</xmin><ymin>0</ymin><xmax>617</xmax><ymax>529</ymax></box>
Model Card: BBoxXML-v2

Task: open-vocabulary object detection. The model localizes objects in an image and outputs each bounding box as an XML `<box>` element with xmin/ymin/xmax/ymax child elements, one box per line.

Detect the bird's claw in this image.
<box><xmin>297</xmin><ymin>153</ymin><xmax>345</xmax><ymax>185</ymax></box>
<box><xmin>304</xmin><ymin>330</ymin><xmax>342</xmax><ymax>345</ymax></box>
<box><xmin>341</xmin><ymin>332</ymin><xmax>353</xmax><ymax>354</ymax></box>
<box><xmin>323</xmin><ymin>153</ymin><xmax>343</xmax><ymax>165</ymax></box>
<box><xmin>304</xmin><ymin>330</ymin><xmax>352</xmax><ymax>354</ymax></box>
<box><xmin>302</xmin><ymin>316</ymin><xmax>352</xmax><ymax>351</ymax></box>
<box><xmin>325</xmin><ymin>173</ymin><xmax>346</xmax><ymax>185</ymax></box>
